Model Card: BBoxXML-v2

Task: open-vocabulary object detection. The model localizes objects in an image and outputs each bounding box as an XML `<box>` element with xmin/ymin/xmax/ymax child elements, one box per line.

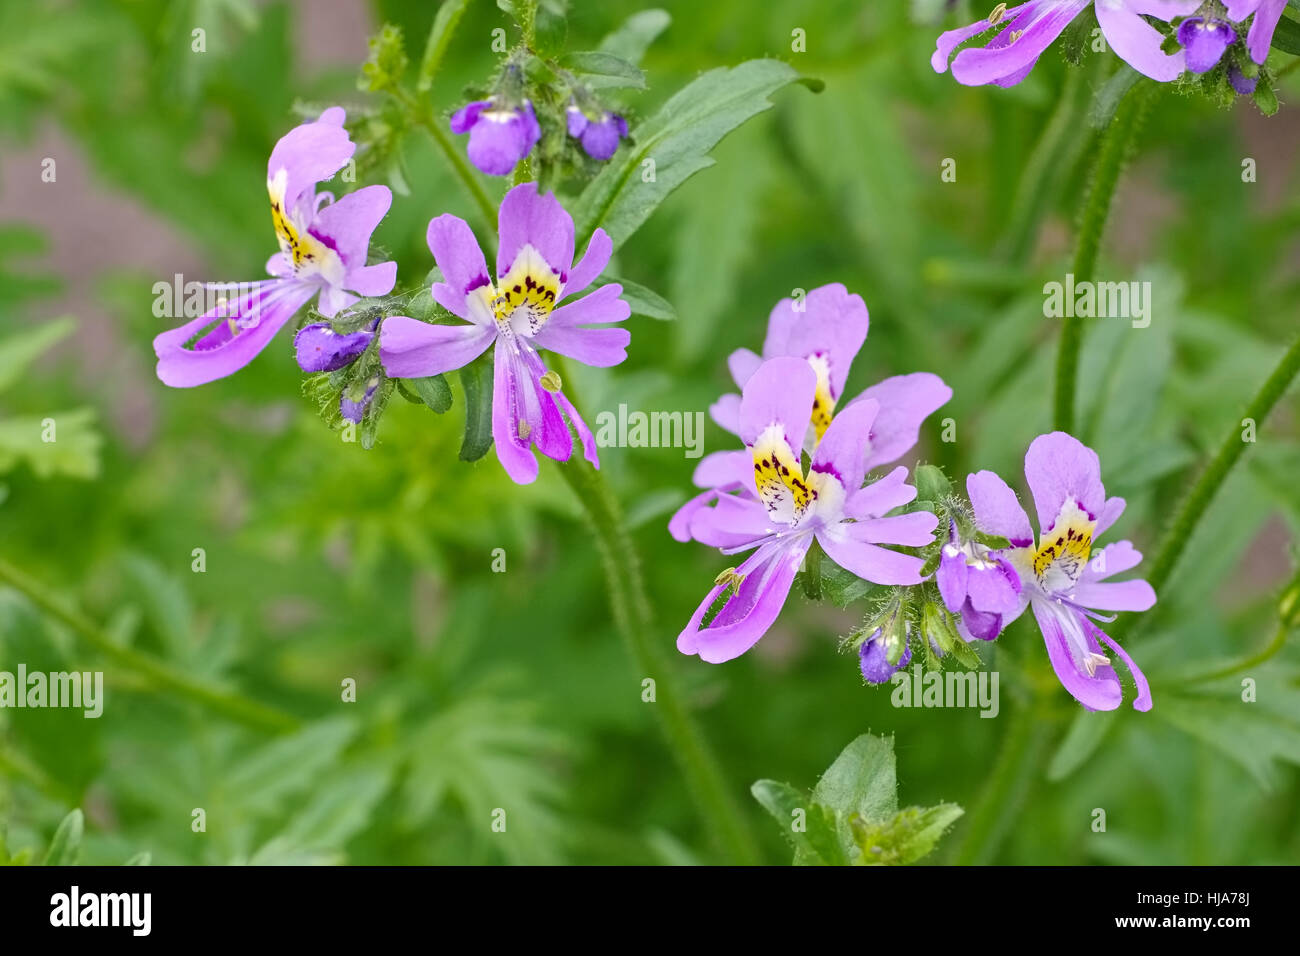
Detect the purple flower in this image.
<box><xmin>936</xmin><ymin>519</ymin><xmax>1022</xmax><ymax>642</ymax></box>
<box><xmin>1228</xmin><ymin>64</ymin><xmax>1259</xmax><ymax>93</ymax></box>
<box><xmin>669</xmin><ymin>283</ymin><xmax>950</xmax><ymax>543</ymax></box>
<box><xmin>860</xmin><ymin>628</ymin><xmax>913</xmax><ymax>684</ymax></box>
<box><xmin>1177</xmin><ymin>17</ymin><xmax>1237</xmax><ymax>73</ymax></box>
<box><xmin>379</xmin><ymin>183</ymin><xmax>629</xmax><ymax>484</ymax></box>
<box><xmin>677</xmin><ymin>358</ymin><xmax>939</xmax><ymax>663</ymax></box>
<box><xmin>1223</xmin><ymin>0</ymin><xmax>1289</xmax><ymax>64</ymax></box>
<box><xmin>566</xmin><ymin>105</ymin><xmax>629</xmax><ymax>161</ymax></box>
<box><xmin>968</xmin><ymin>432</ymin><xmax>1155</xmax><ymax>712</ymax></box>
<box><xmin>153</xmin><ymin>108</ymin><xmax>397</xmax><ymax>387</ymax></box>
<box><xmin>450</xmin><ymin>98</ymin><xmax>542</xmax><ymax>176</ymax></box>
<box><xmin>294</xmin><ymin>320</ymin><xmax>375</xmax><ymax>373</ymax></box>
<box><xmin>340</xmin><ymin>375</ymin><xmax>380</xmax><ymax>424</ymax></box>
<box><xmin>933</xmin><ymin>1</ymin><xmax>1202</xmax><ymax>87</ymax></box>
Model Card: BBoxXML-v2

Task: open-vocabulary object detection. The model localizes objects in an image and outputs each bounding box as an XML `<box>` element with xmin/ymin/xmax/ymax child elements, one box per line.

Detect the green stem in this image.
<box><xmin>949</xmin><ymin>698</ymin><xmax>1055</xmax><ymax>865</ymax></box>
<box><xmin>555</xmin><ymin>460</ymin><xmax>761</xmax><ymax>865</ymax></box>
<box><xmin>1053</xmin><ymin>80</ymin><xmax>1154</xmax><ymax>433</ymax></box>
<box><xmin>1143</xmin><ymin>331</ymin><xmax>1300</xmax><ymax>601</ymax></box>
<box><xmin>0</xmin><ymin>558</ymin><xmax>300</xmax><ymax>735</ymax></box>
<box><xmin>394</xmin><ymin>87</ymin><xmax>500</xmax><ymax>237</ymax></box>
<box><xmin>1179</xmin><ymin>621</ymin><xmax>1293</xmax><ymax>685</ymax></box>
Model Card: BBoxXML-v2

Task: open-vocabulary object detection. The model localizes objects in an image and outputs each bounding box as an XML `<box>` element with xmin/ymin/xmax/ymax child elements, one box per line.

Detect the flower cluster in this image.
<box><xmin>669</xmin><ymin>286</ymin><xmax>1155</xmax><ymax>712</ymax></box>
<box><xmin>449</xmin><ymin>61</ymin><xmax>631</xmax><ymax>177</ymax></box>
<box><xmin>154</xmin><ymin>109</ymin><xmax>630</xmax><ymax>478</ymax></box>
<box><xmin>933</xmin><ymin>1</ymin><xmax>1288</xmax><ymax>102</ymax></box>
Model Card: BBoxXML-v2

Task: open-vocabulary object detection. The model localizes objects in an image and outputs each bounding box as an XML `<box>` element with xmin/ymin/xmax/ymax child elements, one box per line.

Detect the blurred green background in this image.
<box><xmin>1</xmin><ymin>0</ymin><xmax>1298</xmax><ymax>865</ymax></box>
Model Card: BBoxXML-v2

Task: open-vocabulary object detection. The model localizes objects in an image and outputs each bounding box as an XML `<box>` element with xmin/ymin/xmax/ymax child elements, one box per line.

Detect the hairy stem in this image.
<box><xmin>1141</xmin><ymin>331</ymin><xmax>1300</xmax><ymax>600</ymax></box>
<box><xmin>556</xmin><ymin>460</ymin><xmax>761</xmax><ymax>864</ymax></box>
<box><xmin>0</xmin><ymin>558</ymin><xmax>301</xmax><ymax>734</ymax></box>
<box><xmin>1053</xmin><ymin>80</ymin><xmax>1154</xmax><ymax>433</ymax></box>
<box><xmin>394</xmin><ymin>87</ymin><xmax>500</xmax><ymax>237</ymax></box>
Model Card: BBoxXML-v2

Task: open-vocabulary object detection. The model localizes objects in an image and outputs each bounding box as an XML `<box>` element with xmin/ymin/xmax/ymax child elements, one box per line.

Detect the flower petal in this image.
<box><xmin>497</xmin><ymin>182</ymin><xmax>574</xmax><ymax>282</ymax></box>
<box><xmin>967</xmin><ymin>470</ymin><xmax>1035</xmax><ymax>546</ymax></box>
<box><xmin>677</xmin><ymin>539</ymin><xmax>809</xmax><ymax>663</ymax></box>
<box><xmin>563</xmin><ymin>228</ymin><xmax>613</xmax><ymax>298</ymax></box>
<box><xmin>738</xmin><ymin>357</ymin><xmax>817</xmax><ymax>448</ymax></box>
<box><xmin>154</xmin><ymin>280</ymin><xmax>314</xmax><ymax>387</ymax></box>
<box><xmin>1072</xmin><ymin>577</ymin><xmax>1156</xmax><ymax>612</ymax></box>
<box><xmin>688</xmin><ymin>494</ymin><xmax>775</xmax><ymax>550</ymax></box>
<box><xmin>312</xmin><ymin>184</ymin><xmax>392</xmax><ymax>271</ymax></box>
<box><xmin>727</xmin><ymin>347</ymin><xmax>763</xmax><ymax>390</ymax></box>
<box><xmin>846</xmin><ymin>465</ymin><xmax>917</xmax><ymax>519</ymax></box>
<box><xmin>951</xmin><ymin>1</ymin><xmax>1089</xmax><ymax>86</ymax></box>
<box><xmin>852</xmin><ymin>372</ymin><xmax>952</xmax><ymax>472</ymax></box>
<box><xmin>427</xmin><ymin>214</ymin><xmax>492</xmax><ymax>323</ymax></box>
<box><xmin>811</xmin><ymin>397</ymin><xmax>880</xmax><ymax>493</ymax></box>
<box><xmin>294</xmin><ymin>321</ymin><xmax>373</xmax><ymax>373</ymax></box>
<box><xmin>937</xmin><ymin>548</ymin><xmax>969</xmax><ymax>612</ymax></box>
<box><xmin>762</xmin><ymin>283</ymin><xmax>869</xmax><ymax>400</ymax></box>
<box><xmin>1095</xmin><ymin>0</ymin><xmax>1189</xmax><ymax>82</ymax></box>
<box><xmin>378</xmin><ymin>317</ymin><xmax>495</xmax><ymax>378</ymax></box>
<box><xmin>1023</xmin><ymin>431</ymin><xmax>1106</xmax><ymax>532</ymax></box>
<box><xmin>267</xmin><ymin>108</ymin><xmax>354</xmax><ymax>213</ymax></box>
<box><xmin>1032</xmin><ymin>598</ymin><xmax>1122</xmax><ymax>711</ymax></box>
<box><xmin>816</xmin><ymin>524</ymin><xmax>926</xmax><ymax>585</ymax></box>
<box><xmin>1094</xmin><ymin>626</ymin><xmax>1152</xmax><ymax>711</ymax></box>
<box><xmin>709</xmin><ymin>393</ymin><xmax>742</xmax><ymax>435</ymax></box>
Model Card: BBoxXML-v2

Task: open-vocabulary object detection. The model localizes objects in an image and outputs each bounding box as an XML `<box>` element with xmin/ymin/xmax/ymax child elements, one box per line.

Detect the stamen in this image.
<box><xmin>714</xmin><ymin>567</ymin><xmax>745</xmax><ymax>595</ymax></box>
<box><xmin>1082</xmin><ymin>652</ymin><xmax>1111</xmax><ymax>678</ymax></box>
<box><xmin>539</xmin><ymin>369</ymin><xmax>562</xmax><ymax>392</ymax></box>
<box><xmin>989</xmin><ymin>3</ymin><xmax>1007</xmax><ymax>25</ymax></box>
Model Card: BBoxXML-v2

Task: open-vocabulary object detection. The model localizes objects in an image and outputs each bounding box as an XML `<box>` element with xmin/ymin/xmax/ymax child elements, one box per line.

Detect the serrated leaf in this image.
<box><xmin>459</xmin><ymin>357</ymin><xmax>494</xmax><ymax>462</ymax></box>
<box><xmin>224</xmin><ymin>718</ymin><xmax>358</xmax><ymax>815</ymax></box>
<box><xmin>573</xmin><ymin>59</ymin><xmax>817</xmax><ymax>251</ymax></box>
<box><xmin>852</xmin><ymin>803</ymin><xmax>964</xmax><ymax>866</ymax></box>
<box><xmin>0</xmin><ymin>408</ymin><xmax>100</xmax><ymax>479</ymax></box>
<box><xmin>750</xmin><ymin>780</ymin><xmax>847</xmax><ymax>865</ymax></box>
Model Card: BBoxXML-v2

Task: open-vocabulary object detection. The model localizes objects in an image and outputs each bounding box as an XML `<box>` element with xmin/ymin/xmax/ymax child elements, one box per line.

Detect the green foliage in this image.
<box><xmin>753</xmin><ymin>734</ymin><xmax>963</xmax><ymax>866</ymax></box>
<box><xmin>1</xmin><ymin>0</ymin><xmax>1298</xmax><ymax>869</ymax></box>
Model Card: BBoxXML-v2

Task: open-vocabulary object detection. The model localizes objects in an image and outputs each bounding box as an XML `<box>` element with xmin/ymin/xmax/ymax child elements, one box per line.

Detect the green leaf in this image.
<box><xmin>1156</xmin><ymin>693</ymin><xmax>1300</xmax><ymax>789</ymax></box>
<box><xmin>750</xmin><ymin>780</ymin><xmax>847</xmax><ymax>865</ymax></box>
<box><xmin>41</xmin><ymin>809</ymin><xmax>83</xmax><ymax>866</ymax></box>
<box><xmin>851</xmin><ymin>803</ymin><xmax>965</xmax><ymax>865</ymax></box>
<box><xmin>281</xmin><ymin>766</ymin><xmax>392</xmax><ymax>851</ymax></box>
<box><xmin>1090</xmin><ymin>66</ymin><xmax>1140</xmax><ymax>129</ymax></box>
<box><xmin>406</xmin><ymin>373</ymin><xmax>454</xmax><ymax>413</ymax></box>
<box><xmin>0</xmin><ymin>316</ymin><xmax>74</xmax><ymax>392</ymax></box>
<box><xmin>573</xmin><ymin>59</ymin><xmax>817</xmax><ymax>250</ymax></box>
<box><xmin>459</xmin><ymin>357</ymin><xmax>495</xmax><ymax>462</ymax></box>
<box><xmin>913</xmin><ymin>464</ymin><xmax>952</xmax><ymax>503</ymax></box>
<box><xmin>597</xmin><ymin>9</ymin><xmax>670</xmax><ymax>66</ymax></box>
<box><xmin>594</xmin><ymin>276</ymin><xmax>675</xmax><ymax>320</ymax></box>
<box><xmin>224</xmin><ymin>718</ymin><xmax>358</xmax><ymax>816</ymax></box>
<box><xmin>1047</xmin><ymin>709</ymin><xmax>1118</xmax><ymax>782</ymax></box>
<box><xmin>562</xmin><ymin>51</ymin><xmax>646</xmax><ymax>90</ymax></box>
<box><xmin>417</xmin><ymin>0</ymin><xmax>472</xmax><ymax>91</ymax></box>
<box><xmin>1270</xmin><ymin>15</ymin><xmax>1300</xmax><ymax>56</ymax></box>
<box><xmin>811</xmin><ymin>733</ymin><xmax>899</xmax><ymax>828</ymax></box>
<box><xmin>0</xmin><ymin>408</ymin><xmax>101</xmax><ymax>480</ymax></box>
